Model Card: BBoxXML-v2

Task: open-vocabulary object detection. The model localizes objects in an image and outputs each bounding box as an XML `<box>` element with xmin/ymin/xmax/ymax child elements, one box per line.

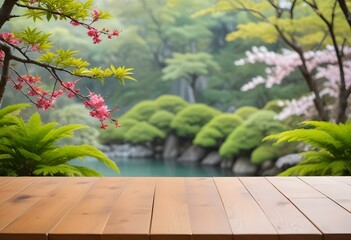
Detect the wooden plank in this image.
<box><xmin>49</xmin><ymin>177</ymin><xmax>128</xmax><ymax>240</ymax></box>
<box><xmin>0</xmin><ymin>177</ymin><xmax>14</xmax><ymax>186</ymax></box>
<box><xmin>240</xmin><ymin>177</ymin><xmax>321</xmax><ymax>240</ymax></box>
<box><xmin>267</xmin><ymin>177</ymin><xmax>324</xmax><ymax>198</ymax></box>
<box><xmin>300</xmin><ymin>177</ymin><xmax>351</xmax><ymax>212</ymax></box>
<box><xmin>214</xmin><ymin>177</ymin><xmax>278</xmax><ymax>240</ymax></box>
<box><xmin>0</xmin><ymin>177</ymin><xmax>37</xmax><ymax>205</ymax></box>
<box><xmin>331</xmin><ymin>177</ymin><xmax>351</xmax><ymax>186</ymax></box>
<box><xmin>185</xmin><ymin>177</ymin><xmax>232</xmax><ymax>240</ymax></box>
<box><xmin>0</xmin><ymin>177</ymin><xmax>65</xmax><ymax>231</ymax></box>
<box><xmin>151</xmin><ymin>177</ymin><xmax>192</xmax><ymax>240</ymax></box>
<box><xmin>291</xmin><ymin>198</ymin><xmax>351</xmax><ymax>240</ymax></box>
<box><xmin>102</xmin><ymin>177</ymin><xmax>156</xmax><ymax>240</ymax></box>
<box><xmin>0</xmin><ymin>177</ymin><xmax>98</xmax><ymax>240</ymax></box>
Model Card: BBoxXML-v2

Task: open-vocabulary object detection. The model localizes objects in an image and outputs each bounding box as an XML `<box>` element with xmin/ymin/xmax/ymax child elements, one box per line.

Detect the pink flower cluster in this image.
<box><xmin>84</xmin><ymin>92</ymin><xmax>111</xmax><ymax>128</ymax></box>
<box><xmin>69</xmin><ymin>10</ymin><xmax>120</xmax><ymax>44</ymax></box>
<box><xmin>12</xmin><ymin>75</ymin><xmax>82</xmax><ymax>110</ymax></box>
<box><xmin>0</xmin><ymin>32</ymin><xmax>21</xmax><ymax>45</ymax></box>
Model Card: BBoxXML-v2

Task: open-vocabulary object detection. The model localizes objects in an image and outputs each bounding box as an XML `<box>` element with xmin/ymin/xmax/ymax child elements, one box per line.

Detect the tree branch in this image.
<box><xmin>0</xmin><ymin>43</ymin><xmax>12</xmax><ymax>106</ymax></box>
<box><xmin>338</xmin><ymin>0</ymin><xmax>351</xmax><ymax>29</ymax></box>
<box><xmin>0</xmin><ymin>0</ymin><xmax>17</xmax><ymax>29</ymax></box>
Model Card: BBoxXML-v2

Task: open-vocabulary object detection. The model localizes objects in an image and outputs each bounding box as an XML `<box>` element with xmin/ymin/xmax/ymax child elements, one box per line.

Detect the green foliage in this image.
<box><xmin>155</xmin><ymin>95</ymin><xmax>189</xmax><ymax>114</ymax></box>
<box><xmin>251</xmin><ymin>144</ymin><xmax>279</xmax><ymax>165</ymax></box>
<box><xmin>265</xmin><ymin>121</ymin><xmax>351</xmax><ymax>176</ymax></box>
<box><xmin>122</xmin><ymin>101</ymin><xmax>160</xmax><ymax>122</ymax></box>
<box><xmin>171</xmin><ymin>104</ymin><xmax>221</xmax><ymax>138</ymax></box>
<box><xmin>263</xmin><ymin>100</ymin><xmax>285</xmax><ymax>113</ymax></box>
<box><xmin>49</xmin><ymin>104</ymin><xmax>101</xmax><ymax>147</ymax></box>
<box><xmin>193</xmin><ymin>114</ymin><xmax>242</xmax><ymax>148</ymax></box>
<box><xmin>219</xmin><ymin>110</ymin><xmax>287</xmax><ymax>158</ymax></box>
<box><xmin>125</xmin><ymin>122</ymin><xmax>165</xmax><ymax>144</ymax></box>
<box><xmin>234</xmin><ymin>106</ymin><xmax>258</xmax><ymax>120</ymax></box>
<box><xmin>149</xmin><ymin>110</ymin><xmax>175</xmax><ymax>132</ymax></box>
<box><xmin>99</xmin><ymin>118</ymin><xmax>139</xmax><ymax>144</ymax></box>
<box><xmin>0</xmin><ymin>105</ymin><xmax>118</xmax><ymax>176</ymax></box>
<box><xmin>162</xmin><ymin>52</ymin><xmax>220</xmax><ymax>81</ymax></box>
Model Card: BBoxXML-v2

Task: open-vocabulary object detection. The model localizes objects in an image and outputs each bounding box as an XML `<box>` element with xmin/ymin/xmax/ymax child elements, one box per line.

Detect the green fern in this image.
<box><xmin>265</xmin><ymin>121</ymin><xmax>351</xmax><ymax>176</ymax></box>
<box><xmin>0</xmin><ymin>105</ymin><xmax>119</xmax><ymax>176</ymax></box>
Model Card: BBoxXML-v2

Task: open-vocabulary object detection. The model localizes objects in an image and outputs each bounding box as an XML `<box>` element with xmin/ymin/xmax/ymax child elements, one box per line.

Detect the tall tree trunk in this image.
<box><xmin>0</xmin><ymin>0</ymin><xmax>17</xmax><ymax>29</ymax></box>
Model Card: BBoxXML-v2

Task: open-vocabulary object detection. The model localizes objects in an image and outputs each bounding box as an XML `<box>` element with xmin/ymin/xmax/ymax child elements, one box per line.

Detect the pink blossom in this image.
<box><xmin>0</xmin><ymin>32</ymin><xmax>21</xmax><ymax>45</ymax></box>
<box><xmin>70</xmin><ymin>20</ymin><xmax>80</xmax><ymax>26</ymax></box>
<box><xmin>36</xmin><ymin>97</ymin><xmax>54</xmax><ymax>110</ymax></box>
<box><xmin>92</xmin><ymin>9</ymin><xmax>100</xmax><ymax>22</ymax></box>
<box><xmin>31</xmin><ymin>44</ymin><xmax>39</xmax><ymax>51</ymax></box>
<box><xmin>87</xmin><ymin>27</ymin><xmax>102</xmax><ymax>44</ymax></box>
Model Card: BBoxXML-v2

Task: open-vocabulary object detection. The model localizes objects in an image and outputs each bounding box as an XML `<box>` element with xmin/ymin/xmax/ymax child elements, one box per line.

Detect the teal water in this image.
<box><xmin>71</xmin><ymin>158</ymin><xmax>233</xmax><ymax>176</ymax></box>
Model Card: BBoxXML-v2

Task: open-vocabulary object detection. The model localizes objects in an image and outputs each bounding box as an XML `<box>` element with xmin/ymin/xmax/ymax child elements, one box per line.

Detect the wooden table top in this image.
<box><xmin>0</xmin><ymin>177</ymin><xmax>350</xmax><ymax>240</ymax></box>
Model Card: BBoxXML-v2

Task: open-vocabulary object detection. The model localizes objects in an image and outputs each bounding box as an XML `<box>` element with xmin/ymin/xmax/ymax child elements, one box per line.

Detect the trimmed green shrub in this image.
<box><xmin>219</xmin><ymin>110</ymin><xmax>287</xmax><ymax>158</ymax></box>
<box><xmin>122</xmin><ymin>100</ymin><xmax>159</xmax><ymax>121</ymax></box>
<box><xmin>149</xmin><ymin>110</ymin><xmax>175</xmax><ymax>132</ymax></box>
<box><xmin>171</xmin><ymin>104</ymin><xmax>221</xmax><ymax>138</ymax></box>
<box><xmin>251</xmin><ymin>144</ymin><xmax>279</xmax><ymax>165</ymax></box>
<box><xmin>125</xmin><ymin>121</ymin><xmax>165</xmax><ymax>144</ymax></box>
<box><xmin>155</xmin><ymin>95</ymin><xmax>189</xmax><ymax>114</ymax></box>
<box><xmin>193</xmin><ymin>114</ymin><xmax>242</xmax><ymax>148</ymax></box>
<box><xmin>234</xmin><ymin>106</ymin><xmax>258</xmax><ymax>120</ymax></box>
<box><xmin>99</xmin><ymin>118</ymin><xmax>139</xmax><ymax>144</ymax></box>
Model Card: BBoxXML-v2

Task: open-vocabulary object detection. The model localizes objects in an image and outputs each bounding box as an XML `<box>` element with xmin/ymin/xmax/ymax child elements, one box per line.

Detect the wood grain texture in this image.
<box><xmin>291</xmin><ymin>198</ymin><xmax>351</xmax><ymax>240</ymax></box>
<box><xmin>331</xmin><ymin>177</ymin><xmax>351</xmax><ymax>186</ymax></box>
<box><xmin>49</xmin><ymin>177</ymin><xmax>128</xmax><ymax>240</ymax></box>
<box><xmin>240</xmin><ymin>177</ymin><xmax>321</xmax><ymax>240</ymax></box>
<box><xmin>0</xmin><ymin>177</ymin><xmax>13</xmax><ymax>186</ymax></box>
<box><xmin>0</xmin><ymin>177</ymin><xmax>97</xmax><ymax>240</ymax></box>
<box><xmin>185</xmin><ymin>178</ymin><xmax>232</xmax><ymax>240</ymax></box>
<box><xmin>102</xmin><ymin>177</ymin><xmax>155</xmax><ymax>240</ymax></box>
<box><xmin>0</xmin><ymin>177</ymin><xmax>37</xmax><ymax>205</ymax></box>
<box><xmin>267</xmin><ymin>177</ymin><xmax>324</xmax><ymax>198</ymax></box>
<box><xmin>151</xmin><ymin>177</ymin><xmax>192</xmax><ymax>240</ymax></box>
<box><xmin>300</xmin><ymin>177</ymin><xmax>351</xmax><ymax>212</ymax></box>
<box><xmin>0</xmin><ymin>177</ymin><xmax>64</xmax><ymax>231</ymax></box>
<box><xmin>214</xmin><ymin>177</ymin><xmax>278</xmax><ymax>240</ymax></box>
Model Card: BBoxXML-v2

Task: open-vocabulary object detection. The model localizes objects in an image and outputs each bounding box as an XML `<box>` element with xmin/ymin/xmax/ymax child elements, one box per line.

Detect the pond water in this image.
<box><xmin>71</xmin><ymin>158</ymin><xmax>233</xmax><ymax>177</ymax></box>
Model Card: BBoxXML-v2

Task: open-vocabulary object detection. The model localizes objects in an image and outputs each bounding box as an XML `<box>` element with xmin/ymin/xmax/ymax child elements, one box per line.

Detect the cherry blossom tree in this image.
<box><xmin>237</xmin><ymin>45</ymin><xmax>351</xmax><ymax>121</ymax></box>
<box><xmin>197</xmin><ymin>0</ymin><xmax>351</xmax><ymax>122</ymax></box>
<box><xmin>0</xmin><ymin>0</ymin><xmax>135</xmax><ymax>128</ymax></box>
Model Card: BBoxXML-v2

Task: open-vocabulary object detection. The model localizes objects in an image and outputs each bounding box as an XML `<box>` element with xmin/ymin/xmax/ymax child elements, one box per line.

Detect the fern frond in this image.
<box><xmin>279</xmin><ymin>161</ymin><xmax>329</xmax><ymax>176</ymax></box>
<box><xmin>300</xmin><ymin>150</ymin><xmax>334</xmax><ymax>163</ymax></box>
<box><xmin>42</xmin><ymin>144</ymin><xmax>119</xmax><ymax>174</ymax></box>
<box><xmin>0</xmin><ymin>103</ymin><xmax>29</xmax><ymax>118</ymax></box>
<box><xmin>38</xmin><ymin>124</ymin><xmax>87</xmax><ymax>149</ymax></box>
<box><xmin>72</xmin><ymin>165</ymin><xmax>102</xmax><ymax>176</ymax></box>
<box><xmin>33</xmin><ymin>164</ymin><xmax>83</xmax><ymax>176</ymax></box>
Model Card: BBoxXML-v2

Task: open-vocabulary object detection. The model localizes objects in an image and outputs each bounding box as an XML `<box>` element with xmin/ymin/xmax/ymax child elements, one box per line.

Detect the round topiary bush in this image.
<box><xmin>171</xmin><ymin>104</ymin><xmax>221</xmax><ymax>138</ymax></box>
<box><xmin>251</xmin><ymin>144</ymin><xmax>279</xmax><ymax>165</ymax></box>
<box><xmin>219</xmin><ymin>110</ymin><xmax>287</xmax><ymax>159</ymax></box>
<box><xmin>155</xmin><ymin>95</ymin><xmax>189</xmax><ymax>114</ymax></box>
<box><xmin>125</xmin><ymin>121</ymin><xmax>165</xmax><ymax>144</ymax></box>
<box><xmin>193</xmin><ymin>114</ymin><xmax>242</xmax><ymax>148</ymax></box>
<box><xmin>122</xmin><ymin>100</ymin><xmax>159</xmax><ymax>121</ymax></box>
<box><xmin>234</xmin><ymin>106</ymin><xmax>258</xmax><ymax>120</ymax></box>
<box><xmin>149</xmin><ymin>110</ymin><xmax>175</xmax><ymax>132</ymax></box>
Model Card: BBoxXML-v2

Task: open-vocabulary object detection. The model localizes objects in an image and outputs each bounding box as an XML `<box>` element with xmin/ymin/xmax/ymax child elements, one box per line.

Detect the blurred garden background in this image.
<box><xmin>1</xmin><ymin>0</ymin><xmax>350</xmax><ymax>176</ymax></box>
